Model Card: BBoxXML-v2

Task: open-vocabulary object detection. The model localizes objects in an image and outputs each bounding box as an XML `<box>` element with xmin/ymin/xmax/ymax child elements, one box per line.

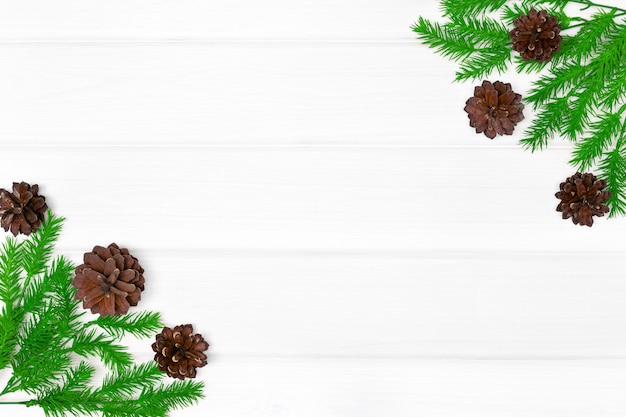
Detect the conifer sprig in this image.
<box><xmin>0</xmin><ymin>213</ymin><xmax>205</xmax><ymax>416</ymax></box>
<box><xmin>413</xmin><ymin>0</ymin><xmax>626</xmax><ymax>216</ymax></box>
<box><xmin>89</xmin><ymin>310</ymin><xmax>163</xmax><ymax>340</ymax></box>
<box><xmin>29</xmin><ymin>362</ymin><xmax>204</xmax><ymax>417</ymax></box>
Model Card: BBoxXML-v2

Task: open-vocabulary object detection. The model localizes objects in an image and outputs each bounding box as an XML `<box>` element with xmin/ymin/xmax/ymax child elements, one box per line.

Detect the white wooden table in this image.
<box><xmin>1</xmin><ymin>1</ymin><xmax>626</xmax><ymax>415</ymax></box>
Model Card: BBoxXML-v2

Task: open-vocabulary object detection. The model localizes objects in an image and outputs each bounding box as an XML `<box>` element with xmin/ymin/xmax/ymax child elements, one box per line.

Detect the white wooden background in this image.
<box><xmin>1</xmin><ymin>1</ymin><xmax>626</xmax><ymax>416</ymax></box>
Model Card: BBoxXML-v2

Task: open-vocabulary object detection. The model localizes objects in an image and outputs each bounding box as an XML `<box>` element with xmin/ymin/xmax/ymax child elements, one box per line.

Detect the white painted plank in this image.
<box><xmin>5</xmin><ymin>147</ymin><xmax>621</xmax><ymax>253</ymax></box>
<box><xmin>0</xmin><ymin>43</ymin><xmax>535</xmax><ymax>147</ymax></box>
<box><xmin>5</xmin><ymin>358</ymin><xmax>626</xmax><ymax>417</ymax></box>
<box><xmin>0</xmin><ymin>0</ymin><xmax>432</xmax><ymax>41</ymax></box>
<box><xmin>199</xmin><ymin>358</ymin><xmax>626</xmax><ymax>417</ymax></box>
<box><xmin>103</xmin><ymin>252</ymin><xmax>626</xmax><ymax>358</ymax></box>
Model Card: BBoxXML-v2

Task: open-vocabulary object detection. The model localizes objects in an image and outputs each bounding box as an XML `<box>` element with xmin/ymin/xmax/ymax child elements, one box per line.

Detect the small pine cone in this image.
<box><xmin>464</xmin><ymin>81</ymin><xmax>524</xmax><ymax>139</ymax></box>
<box><xmin>0</xmin><ymin>182</ymin><xmax>48</xmax><ymax>236</ymax></box>
<box><xmin>72</xmin><ymin>243</ymin><xmax>145</xmax><ymax>316</ymax></box>
<box><xmin>555</xmin><ymin>172</ymin><xmax>611</xmax><ymax>227</ymax></box>
<box><xmin>510</xmin><ymin>9</ymin><xmax>562</xmax><ymax>62</ymax></box>
<box><xmin>152</xmin><ymin>324</ymin><xmax>209</xmax><ymax>380</ymax></box>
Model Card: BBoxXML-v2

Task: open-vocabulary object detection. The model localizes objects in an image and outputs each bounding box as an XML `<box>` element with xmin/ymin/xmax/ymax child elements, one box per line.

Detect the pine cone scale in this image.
<box><xmin>84</xmin><ymin>253</ymin><xmax>105</xmax><ymax>271</ymax></box>
<box><xmin>115</xmin><ymin>280</ymin><xmax>136</xmax><ymax>293</ymax></box>
<box><xmin>118</xmin><ymin>269</ymin><xmax>136</xmax><ymax>282</ymax></box>
<box><xmin>103</xmin><ymin>257</ymin><xmax>117</xmax><ymax>276</ymax></box>
<box><xmin>94</xmin><ymin>245</ymin><xmax>113</xmax><ymax>259</ymax></box>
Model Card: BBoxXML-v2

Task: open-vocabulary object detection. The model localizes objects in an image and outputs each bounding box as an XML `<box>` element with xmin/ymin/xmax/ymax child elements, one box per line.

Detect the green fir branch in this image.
<box><xmin>559</xmin><ymin>11</ymin><xmax>618</xmax><ymax>62</ymax></box>
<box><xmin>411</xmin><ymin>18</ymin><xmax>478</xmax><ymax>61</ymax></box>
<box><xmin>20</xmin><ymin>210</ymin><xmax>64</xmax><ymax>283</ymax></box>
<box><xmin>98</xmin><ymin>362</ymin><xmax>163</xmax><ymax>401</ymax></box>
<box><xmin>520</xmin><ymin>95</ymin><xmax>571</xmax><ymax>150</ymax></box>
<box><xmin>525</xmin><ymin>62</ymin><xmax>589</xmax><ymax>108</ymax></box>
<box><xmin>89</xmin><ymin>311</ymin><xmax>163</xmax><ymax>340</ymax></box>
<box><xmin>137</xmin><ymin>378</ymin><xmax>205</xmax><ymax>415</ymax></box>
<box><xmin>69</xmin><ymin>329</ymin><xmax>133</xmax><ymax>372</ymax></box>
<box><xmin>32</xmin><ymin>362</ymin><xmax>204</xmax><ymax>417</ymax></box>
<box><xmin>441</xmin><ymin>0</ymin><xmax>508</xmax><ymax>18</ymax></box>
<box><xmin>570</xmin><ymin>111</ymin><xmax>625</xmax><ymax>170</ymax></box>
<box><xmin>456</xmin><ymin>45</ymin><xmax>511</xmax><ymax>81</ymax></box>
<box><xmin>598</xmin><ymin>134</ymin><xmax>626</xmax><ymax>217</ymax></box>
<box><xmin>0</xmin><ymin>237</ymin><xmax>23</xmax><ymax>370</ymax></box>
<box><xmin>601</xmin><ymin>64</ymin><xmax>626</xmax><ymax>110</ymax></box>
<box><xmin>449</xmin><ymin>16</ymin><xmax>511</xmax><ymax>45</ymax></box>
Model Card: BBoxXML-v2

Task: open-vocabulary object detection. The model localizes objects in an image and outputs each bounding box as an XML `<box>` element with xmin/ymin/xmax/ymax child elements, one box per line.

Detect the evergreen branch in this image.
<box><xmin>441</xmin><ymin>0</ymin><xmax>507</xmax><ymax>18</ymax></box>
<box><xmin>449</xmin><ymin>16</ymin><xmax>511</xmax><ymax>46</ymax></box>
<box><xmin>525</xmin><ymin>62</ymin><xmax>589</xmax><ymax>108</ymax></box>
<box><xmin>559</xmin><ymin>11</ymin><xmax>618</xmax><ymax>62</ymax></box>
<box><xmin>562</xmin><ymin>87</ymin><xmax>596</xmax><ymax>140</ymax></box>
<box><xmin>411</xmin><ymin>18</ymin><xmax>478</xmax><ymax>61</ymax></box>
<box><xmin>21</xmin><ymin>256</ymin><xmax>74</xmax><ymax>320</ymax></box>
<box><xmin>567</xmin><ymin>0</ymin><xmax>626</xmax><ymax>15</ymax></box>
<box><xmin>69</xmin><ymin>328</ymin><xmax>133</xmax><ymax>372</ymax></box>
<box><xmin>0</xmin><ymin>237</ymin><xmax>23</xmax><ymax>312</ymax></box>
<box><xmin>98</xmin><ymin>362</ymin><xmax>163</xmax><ymax>401</ymax></box>
<box><xmin>520</xmin><ymin>96</ymin><xmax>571</xmax><ymax>151</ymax></box>
<box><xmin>598</xmin><ymin>135</ymin><xmax>626</xmax><ymax>217</ymax></box>
<box><xmin>138</xmin><ymin>379</ymin><xmax>205</xmax><ymax>415</ymax></box>
<box><xmin>600</xmin><ymin>64</ymin><xmax>626</xmax><ymax>110</ymax></box>
<box><xmin>570</xmin><ymin>111</ymin><xmax>625</xmax><ymax>170</ymax></box>
<box><xmin>455</xmin><ymin>46</ymin><xmax>511</xmax><ymax>81</ymax></box>
<box><xmin>0</xmin><ymin>314</ymin><xmax>16</xmax><ymax>371</ymax></box>
<box><xmin>521</xmin><ymin>0</ymin><xmax>570</xmax><ymax>10</ymax></box>
<box><xmin>7</xmin><ymin>302</ymin><xmax>74</xmax><ymax>395</ymax></box>
<box><xmin>0</xmin><ymin>237</ymin><xmax>23</xmax><ymax>370</ymax></box>
<box><xmin>514</xmin><ymin>54</ymin><xmax>550</xmax><ymax>73</ymax></box>
<box><xmin>89</xmin><ymin>311</ymin><xmax>162</xmax><ymax>340</ymax></box>
<box><xmin>20</xmin><ymin>210</ymin><xmax>64</xmax><ymax>284</ymax></box>
<box><xmin>32</xmin><ymin>363</ymin><xmax>204</xmax><ymax>417</ymax></box>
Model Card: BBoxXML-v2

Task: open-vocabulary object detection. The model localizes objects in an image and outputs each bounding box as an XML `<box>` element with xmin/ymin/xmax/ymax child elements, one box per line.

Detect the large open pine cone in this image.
<box><xmin>555</xmin><ymin>172</ymin><xmax>611</xmax><ymax>227</ymax></box>
<box><xmin>510</xmin><ymin>9</ymin><xmax>562</xmax><ymax>62</ymax></box>
<box><xmin>464</xmin><ymin>81</ymin><xmax>524</xmax><ymax>139</ymax></box>
<box><xmin>72</xmin><ymin>243</ymin><xmax>145</xmax><ymax>316</ymax></box>
<box><xmin>0</xmin><ymin>182</ymin><xmax>48</xmax><ymax>236</ymax></box>
<box><xmin>152</xmin><ymin>324</ymin><xmax>209</xmax><ymax>380</ymax></box>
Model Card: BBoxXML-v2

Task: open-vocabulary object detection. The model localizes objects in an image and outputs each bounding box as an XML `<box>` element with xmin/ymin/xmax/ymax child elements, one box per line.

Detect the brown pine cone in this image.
<box><xmin>72</xmin><ymin>243</ymin><xmax>145</xmax><ymax>316</ymax></box>
<box><xmin>152</xmin><ymin>324</ymin><xmax>209</xmax><ymax>380</ymax></box>
<box><xmin>555</xmin><ymin>172</ymin><xmax>611</xmax><ymax>227</ymax></box>
<box><xmin>510</xmin><ymin>9</ymin><xmax>562</xmax><ymax>62</ymax></box>
<box><xmin>0</xmin><ymin>182</ymin><xmax>48</xmax><ymax>236</ymax></box>
<box><xmin>464</xmin><ymin>81</ymin><xmax>525</xmax><ymax>139</ymax></box>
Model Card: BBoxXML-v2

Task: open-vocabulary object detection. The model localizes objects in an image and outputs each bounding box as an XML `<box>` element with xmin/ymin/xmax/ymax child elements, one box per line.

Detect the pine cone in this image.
<box><xmin>464</xmin><ymin>81</ymin><xmax>524</xmax><ymax>139</ymax></box>
<box><xmin>510</xmin><ymin>9</ymin><xmax>562</xmax><ymax>62</ymax></box>
<box><xmin>72</xmin><ymin>243</ymin><xmax>145</xmax><ymax>316</ymax></box>
<box><xmin>0</xmin><ymin>182</ymin><xmax>48</xmax><ymax>236</ymax></box>
<box><xmin>555</xmin><ymin>172</ymin><xmax>611</xmax><ymax>227</ymax></box>
<box><xmin>152</xmin><ymin>324</ymin><xmax>209</xmax><ymax>380</ymax></box>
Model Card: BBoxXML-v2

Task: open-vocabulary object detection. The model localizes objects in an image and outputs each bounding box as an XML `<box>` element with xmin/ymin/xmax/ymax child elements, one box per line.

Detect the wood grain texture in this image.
<box><xmin>2</xmin><ymin>1</ymin><xmax>626</xmax><ymax>416</ymax></box>
<box><xmin>0</xmin><ymin>43</ymin><xmax>477</xmax><ymax>146</ymax></box>
<box><xmin>0</xmin><ymin>0</ymin><xmax>430</xmax><ymax>41</ymax></box>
